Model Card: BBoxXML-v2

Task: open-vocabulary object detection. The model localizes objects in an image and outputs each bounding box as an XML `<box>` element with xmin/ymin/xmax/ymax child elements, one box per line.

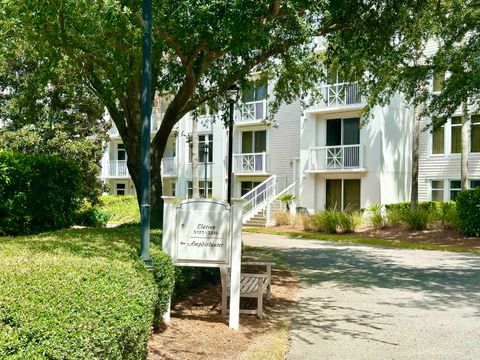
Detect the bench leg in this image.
<box><xmin>257</xmin><ymin>280</ymin><xmax>264</xmax><ymax>319</ymax></box>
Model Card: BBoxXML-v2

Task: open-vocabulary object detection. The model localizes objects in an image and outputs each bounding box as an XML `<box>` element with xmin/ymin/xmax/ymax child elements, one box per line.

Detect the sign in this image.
<box><xmin>175</xmin><ymin>202</ymin><xmax>230</xmax><ymax>266</ymax></box>
<box><xmin>162</xmin><ymin>197</ymin><xmax>243</xmax><ymax>329</ymax></box>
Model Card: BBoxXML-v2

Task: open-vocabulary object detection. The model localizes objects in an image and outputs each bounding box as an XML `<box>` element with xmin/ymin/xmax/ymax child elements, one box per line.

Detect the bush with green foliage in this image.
<box><xmin>310</xmin><ymin>209</ymin><xmax>360</xmax><ymax>234</ymax></box>
<box><xmin>402</xmin><ymin>208</ymin><xmax>431</xmax><ymax>230</ymax></box>
<box><xmin>0</xmin><ymin>151</ymin><xmax>82</xmax><ymax>235</ymax></box>
<box><xmin>368</xmin><ymin>204</ymin><xmax>386</xmax><ymax>229</ymax></box>
<box><xmin>456</xmin><ymin>188</ymin><xmax>480</xmax><ymax>236</ymax></box>
<box><xmin>439</xmin><ymin>201</ymin><xmax>458</xmax><ymax>229</ymax></box>
<box><xmin>0</xmin><ymin>225</ymin><xmax>176</xmax><ymax>359</ymax></box>
<box><xmin>75</xmin><ymin>204</ymin><xmax>111</xmax><ymax>227</ymax></box>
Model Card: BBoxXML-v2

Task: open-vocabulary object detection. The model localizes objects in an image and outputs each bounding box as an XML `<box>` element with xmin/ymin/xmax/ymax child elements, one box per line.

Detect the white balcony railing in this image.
<box><xmin>238</xmin><ymin>100</ymin><xmax>267</xmax><ymax>123</ymax></box>
<box><xmin>162</xmin><ymin>157</ymin><xmax>177</xmax><ymax>176</ymax></box>
<box><xmin>321</xmin><ymin>82</ymin><xmax>362</xmax><ymax>107</ymax></box>
<box><xmin>108</xmin><ymin>113</ymin><xmax>164</xmax><ymax>137</ymax></box>
<box><xmin>107</xmin><ymin>157</ymin><xmax>176</xmax><ymax>177</ymax></box>
<box><xmin>108</xmin><ymin>160</ymin><xmax>129</xmax><ymax>177</ymax></box>
<box><xmin>309</xmin><ymin>145</ymin><xmax>364</xmax><ymax>171</ymax></box>
<box><xmin>233</xmin><ymin>152</ymin><xmax>267</xmax><ymax>174</ymax></box>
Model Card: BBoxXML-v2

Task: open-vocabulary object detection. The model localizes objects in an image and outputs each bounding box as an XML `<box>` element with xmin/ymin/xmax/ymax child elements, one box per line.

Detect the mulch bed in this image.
<box><xmin>147</xmin><ymin>268</ymin><xmax>298</xmax><ymax>360</ymax></box>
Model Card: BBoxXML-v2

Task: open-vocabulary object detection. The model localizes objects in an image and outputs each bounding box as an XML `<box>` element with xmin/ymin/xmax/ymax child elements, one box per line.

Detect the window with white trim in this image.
<box><xmin>187</xmin><ymin>181</ymin><xmax>212</xmax><ymax>198</ymax></box>
<box><xmin>116</xmin><ymin>183</ymin><xmax>126</xmax><ymax>196</ymax></box>
<box><xmin>449</xmin><ymin>180</ymin><xmax>461</xmax><ymax>201</ymax></box>
<box><xmin>431</xmin><ymin>180</ymin><xmax>444</xmax><ymax>201</ymax></box>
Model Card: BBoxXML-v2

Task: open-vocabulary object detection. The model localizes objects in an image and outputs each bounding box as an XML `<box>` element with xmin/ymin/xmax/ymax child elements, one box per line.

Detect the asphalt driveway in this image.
<box><xmin>243</xmin><ymin>232</ymin><xmax>480</xmax><ymax>360</ymax></box>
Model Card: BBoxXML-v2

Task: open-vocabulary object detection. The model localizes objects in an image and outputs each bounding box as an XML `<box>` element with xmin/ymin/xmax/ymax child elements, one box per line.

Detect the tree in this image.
<box><xmin>1</xmin><ymin>0</ymin><xmax>439</xmax><ymax>226</ymax></box>
<box><xmin>0</xmin><ymin>55</ymin><xmax>108</xmax><ymax>203</ymax></box>
<box><xmin>326</xmin><ymin>0</ymin><xmax>480</xmax><ymax>204</ymax></box>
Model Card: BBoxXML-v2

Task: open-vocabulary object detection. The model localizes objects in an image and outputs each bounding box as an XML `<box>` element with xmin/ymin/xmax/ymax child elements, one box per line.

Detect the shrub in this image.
<box><xmin>386</xmin><ymin>207</ymin><xmax>404</xmax><ymax>227</ymax></box>
<box><xmin>75</xmin><ymin>205</ymin><xmax>111</xmax><ymax>227</ymax></box>
<box><xmin>0</xmin><ymin>227</ymin><xmax>162</xmax><ymax>359</ymax></box>
<box><xmin>403</xmin><ymin>208</ymin><xmax>431</xmax><ymax>230</ymax></box>
<box><xmin>273</xmin><ymin>211</ymin><xmax>292</xmax><ymax>226</ymax></box>
<box><xmin>456</xmin><ymin>188</ymin><xmax>480</xmax><ymax>236</ymax></box>
<box><xmin>439</xmin><ymin>201</ymin><xmax>458</xmax><ymax>229</ymax></box>
<box><xmin>311</xmin><ymin>210</ymin><xmax>339</xmax><ymax>233</ymax></box>
<box><xmin>368</xmin><ymin>204</ymin><xmax>386</xmax><ymax>229</ymax></box>
<box><xmin>0</xmin><ymin>151</ymin><xmax>82</xmax><ymax>235</ymax></box>
<box><xmin>337</xmin><ymin>211</ymin><xmax>356</xmax><ymax>233</ymax></box>
<box><xmin>293</xmin><ymin>213</ymin><xmax>314</xmax><ymax>231</ymax></box>
<box><xmin>150</xmin><ymin>246</ymin><xmax>176</xmax><ymax>330</ymax></box>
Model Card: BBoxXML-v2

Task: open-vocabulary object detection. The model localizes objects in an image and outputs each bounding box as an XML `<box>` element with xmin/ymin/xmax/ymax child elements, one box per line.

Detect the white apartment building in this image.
<box><xmin>100</xmin><ymin>80</ymin><xmax>302</xmax><ymax>222</ymax></box>
<box><xmin>299</xmin><ymin>81</ymin><xmax>414</xmax><ymax>213</ymax></box>
<box><xmin>100</xmin><ymin>42</ymin><xmax>480</xmax><ymax>224</ymax></box>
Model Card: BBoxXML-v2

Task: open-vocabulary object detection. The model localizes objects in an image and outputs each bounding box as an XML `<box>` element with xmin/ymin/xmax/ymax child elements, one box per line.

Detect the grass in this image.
<box><xmin>244</xmin><ymin>227</ymin><xmax>480</xmax><ymax>254</ymax></box>
<box><xmin>99</xmin><ymin>195</ymin><xmax>140</xmax><ymax>224</ymax></box>
<box><xmin>239</xmin><ymin>321</ymin><xmax>291</xmax><ymax>360</ymax></box>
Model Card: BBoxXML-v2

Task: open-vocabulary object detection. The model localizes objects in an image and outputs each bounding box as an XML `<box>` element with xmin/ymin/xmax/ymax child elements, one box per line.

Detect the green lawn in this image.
<box><xmin>244</xmin><ymin>227</ymin><xmax>480</xmax><ymax>254</ymax></box>
<box><xmin>100</xmin><ymin>195</ymin><xmax>140</xmax><ymax>224</ymax></box>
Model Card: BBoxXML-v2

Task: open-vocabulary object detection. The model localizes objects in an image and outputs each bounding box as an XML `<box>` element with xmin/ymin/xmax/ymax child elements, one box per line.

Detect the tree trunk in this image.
<box><xmin>461</xmin><ymin>102</ymin><xmax>469</xmax><ymax>190</ymax></box>
<box><xmin>410</xmin><ymin>107</ymin><xmax>420</xmax><ymax>211</ymax></box>
<box><xmin>191</xmin><ymin>118</ymin><xmax>200</xmax><ymax>198</ymax></box>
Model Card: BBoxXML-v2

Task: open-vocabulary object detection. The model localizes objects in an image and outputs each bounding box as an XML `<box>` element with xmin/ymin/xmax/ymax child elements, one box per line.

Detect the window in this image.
<box><xmin>431</xmin><ymin>120</ymin><xmax>445</xmax><ymax>155</ymax></box>
<box><xmin>471</xmin><ymin>180</ymin><xmax>480</xmax><ymax>189</ymax></box>
<box><xmin>431</xmin><ymin>180</ymin><xmax>444</xmax><ymax>201</ymax></box>
<box><xmin>116</xmin><ymin>183</ymin><xmax>126</xmax><ymax>196</ymax></box>
<box><xmin>326</xmin><ymin>179</ymin><xmax>360</xmax><ymax>211</ymax></box>
<box><xmin>471</xmin><ymin>115</ymin><xmax>480</xmax><ymax>153</ymax></box>
<box><xmin>451</xmin><ymin>116</ymin><xmax>462</xmax><ymax>154</ymax></box>
<box><xmin>432</xmin><ymin>71</ymin><xmax>445</xmax><ymax>92</ymax></box>
<box><xmin>243</xmin><ymin>81</ymin><xmax>267</xmax><ymax>103</ymax></box>
<box><xmin>190</xmin><ymin>134</ymin><xmax>213</xmax><ymax>163</ymax></box>
<box><xmin>241</xmin><ymin>131</ymin><xmax>267</xmax><ymax>153</ymax></box>
<box><xmin>450</xmin><ymin>180</ymin><xmax>461</xmax><ymax>201</ymax></box>
<box><xmin>241</xmin><ymin>181</ymin><xmax>262</xmax><ymax>196</ymax></box>
<box><xmin>326</xmin><ymin>118</ymin><xmax>360</xmax><ymax>146</ymax></box>
<box><xmin>199</xmin><ymin>134</ymin><xmax>213</xmax><ymax>163</ymax></box>
<box><xmin>188</xmin><ymin>181</ymin><xmax>212</xmax><ymax>198</ymax></box>
<box><xmin>117</xmin><ymin>143</ymin><xmax>126</xmax><ymax>160</ymax></box>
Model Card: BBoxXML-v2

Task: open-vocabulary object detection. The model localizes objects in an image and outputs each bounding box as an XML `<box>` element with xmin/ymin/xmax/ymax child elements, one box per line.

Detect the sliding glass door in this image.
<box><xmin>326</xmin><ymin>179</ymin><xmax>361</xmax><ymax>211</ymax></box>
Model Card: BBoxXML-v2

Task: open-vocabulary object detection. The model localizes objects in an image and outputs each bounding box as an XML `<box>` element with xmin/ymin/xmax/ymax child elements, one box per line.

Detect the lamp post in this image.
<box><xmin>139</xmin><ymin>0</ymin><xmax>152</xmax><ymax>267</ymax></box>
<box><xmin>227</xmin><ymin>84</ymin><xmax>240</xmax><ymax>204</ymax></box>
<box><xmin>201</xmin><ymin>143</ymin><xmax>210</xmax><ymax>198</ymax></box>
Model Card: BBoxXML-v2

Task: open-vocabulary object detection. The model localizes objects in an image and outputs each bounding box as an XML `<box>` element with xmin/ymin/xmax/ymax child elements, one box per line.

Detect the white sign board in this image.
<box><xmin>175</xmin><ymin>206</ymin><xmax>230</xmax><ymax>266</ymax></box>
<box><xmin>162</xmin><ymin>197</ymin><xmax>242</xmax><ymax>329</ymax></box>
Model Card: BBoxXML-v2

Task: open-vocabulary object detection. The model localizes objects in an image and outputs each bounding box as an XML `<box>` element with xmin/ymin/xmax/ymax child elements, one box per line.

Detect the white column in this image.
<box><xmin>229</xmin><ymin>199</ymin><xmax>243</xmax><ymax>330</ymax></box>
<box><xmin>161</xmin><ymin>196</ymin><xmax>176</xmax><ymax>324</ymax></box>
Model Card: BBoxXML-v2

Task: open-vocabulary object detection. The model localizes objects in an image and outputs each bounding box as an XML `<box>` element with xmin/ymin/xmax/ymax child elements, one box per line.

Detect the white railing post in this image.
<box><xmin>262</xmin><ymin>151</ymin><xmax>266</xmax><ymax>172</ymax></box>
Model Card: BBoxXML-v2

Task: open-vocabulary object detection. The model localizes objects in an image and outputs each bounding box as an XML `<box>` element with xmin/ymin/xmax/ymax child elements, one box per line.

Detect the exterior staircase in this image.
<box><xmin>244</xmin><ymin>209</ymin><xmax>267</xmax><ymax>227</ymax></box>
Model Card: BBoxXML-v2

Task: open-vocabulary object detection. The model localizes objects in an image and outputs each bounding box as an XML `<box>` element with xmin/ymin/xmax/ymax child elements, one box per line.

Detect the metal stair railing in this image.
<box><xmin>265</xmin><ymin>178</ymin><xmax>301</xmax><ymax>226</ymax></box>
<box><xmin>241</xmin><ymin>175</ymin><xmax>277</xmax><ymax>223</ymax></box>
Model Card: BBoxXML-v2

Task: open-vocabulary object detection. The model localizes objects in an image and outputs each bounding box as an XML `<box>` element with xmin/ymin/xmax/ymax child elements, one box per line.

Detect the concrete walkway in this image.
<box><xmin>243</xmin><ymin>232</ymin><xmax>480</xmax><ymax>360</ymax></box>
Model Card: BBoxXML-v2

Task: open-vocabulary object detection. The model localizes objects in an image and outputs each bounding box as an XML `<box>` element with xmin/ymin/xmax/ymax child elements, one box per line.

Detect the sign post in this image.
<box><xmin>162</xmin><ymin>197</ymin><xmax>242</xmax><ymax>329</ymax></box>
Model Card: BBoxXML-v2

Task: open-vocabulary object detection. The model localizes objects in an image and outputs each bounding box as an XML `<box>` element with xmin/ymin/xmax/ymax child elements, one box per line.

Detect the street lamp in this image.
<box><xmin>201</xmin><ymin>142</ymin><xmax>210</xmax><ymax>198</ymax></box>
<box><xmin>227</xmin><ymin>83</ymin><xmax>241</xmax><ymax>204</ymax></box>
<box><xmin>139</xmin><ymin>0</ymin><xmax>153</xmax><ymax>267</ymax></box>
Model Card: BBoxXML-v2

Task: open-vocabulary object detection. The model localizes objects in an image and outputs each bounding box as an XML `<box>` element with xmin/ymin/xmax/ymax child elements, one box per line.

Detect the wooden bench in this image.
<box><xmin>220</xmin><ymin>261</ymin><xmax>275</xmax><ymax>319</ymax></box>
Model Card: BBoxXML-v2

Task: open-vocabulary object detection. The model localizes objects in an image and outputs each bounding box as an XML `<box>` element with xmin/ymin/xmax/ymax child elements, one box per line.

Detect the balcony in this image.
<box><xmin>161</xmin><ymin>157</ymin><xmax>177</xmax><ymax>177</ymax></box>
<box><xmin>106</xmin><ymin>157</ymin><xmax>177</xmax><ymax>178</ymax></box>
<box><xmin>237</xmin><ymin>100</ymin><xmax>267</xmax><ymax>125</ymax></box>
<box><xmin>108</xmin><ymin>160</ymin><xmax>129</xmax><ymax>177</ymax></box>
<box><xmin>108</xmin><ymin>113</ymin><xmax>163</xmax><ymax>137</ymax></box>
<box><xmin>307</xmin><ymin>145</ymin><xmax>366</xmax><ymax>173</ymax></box>
<box><xmin>307</xmin><ymin>82</ymin><xmax>364</xmax><ymax>113</ymax></box>
<box><xmin>233</xmin><ymin>152</ymin><xmax>268</xmax><ymax>175</ymax></box>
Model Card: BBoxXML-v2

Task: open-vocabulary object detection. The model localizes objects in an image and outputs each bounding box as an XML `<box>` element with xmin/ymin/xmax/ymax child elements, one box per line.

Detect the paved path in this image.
<box><xmin>243</xmin><ymin>232</ymin><xmax>480</xmax><ymax>360</ymax></box>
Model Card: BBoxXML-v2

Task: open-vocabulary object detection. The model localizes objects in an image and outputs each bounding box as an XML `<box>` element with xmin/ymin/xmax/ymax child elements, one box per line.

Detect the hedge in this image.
<box><xmin>0</xmin><ymin>151</ymin><xmax>82</xmax><ymax>235</ymax></box>
<box><xmin>0</xmin><ymin>226</ymin><xmax>175</xmax><ymax>359</ymax></box>
<box><xmin>456</xmin><ymin>188</ymin><xmax>480</xmax><ymax>236</ymax></box>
